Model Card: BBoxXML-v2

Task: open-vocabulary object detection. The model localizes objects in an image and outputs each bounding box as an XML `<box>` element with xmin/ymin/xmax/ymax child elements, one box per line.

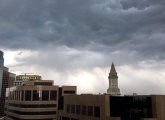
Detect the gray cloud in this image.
<box><xmin>0</xmin><ymin>0</ymin><xmax>164</xmax><ymax>49</ymax></box>
<box><xmin>1</xmin><ymin>0</ymin><xmax>165</xmax><ymax>66</ymax></box>
<box><xmin>1</xmin><ymin>0</ymin><xmax>165</xmax><ymax>94</ymax></box>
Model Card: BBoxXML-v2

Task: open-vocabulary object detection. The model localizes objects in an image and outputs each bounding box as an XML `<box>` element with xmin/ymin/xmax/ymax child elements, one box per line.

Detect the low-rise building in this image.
<box><xmin>5</xmin><ymin>80</ymin><xmax>76</xmax><ymax>120</ymax></box>
<box><xmin>58</xmin><ymin>94</ymin><xmax>165</xmax><ymax>120</ymax></box>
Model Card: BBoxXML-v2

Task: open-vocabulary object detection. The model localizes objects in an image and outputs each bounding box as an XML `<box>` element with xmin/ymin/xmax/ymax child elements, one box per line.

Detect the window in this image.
<box><xmin>76</xmin><ymin>105</ymin><xmax>80</xmax><ymax>114</ymax></box>
<box><xmin>33</xmin><ymin>90</ymin><xmax>39</xmax><ymax>101</ymax></box>
<box><xmin>14</xmin><ymin>91</ymin><xmax>16</xmax><ymax>100</ymax></box>
<box><xmin>8</xmin><ymin>109</ymin><xmax>56</xmax><ymax>115</ymax></box>
<box><xmin>63</xmin><ymin>91</ymin><xmax>75</xmax><ymax>94</ymax></box>
<box><xmin>14</xmin><ymin>91</ymin><xmax>17</xmax><ymax>100</ymax></box>
<box><xmin>82</xmin><ymin>106</ymin><xmax>86</xmax><ymax>115</ymax></box>
<box><xmin>8</xmin><ymin>103</ymin><xmax>57</xmax><ymax>108</ymax></box>
<box><xmin>21</xmin><ymin>91</ymin><xmax>24</xmax><ymax>101</ymax></box>
<box><xmin>25</xmin><ymin>91</ymin><xmax>31</xmax><ymax>101</ymax></box>
<box><xmin>42</xmin><ymin>90</ymin><xmax>49</xmax><ymax>101</ymax></box>
<box><xmin>18</xmin><ymin>91</ymin><xmax>20</xmax><ymax>101</ymax></box>
<box><xmin>71</xmin><ymin>105</ymin><xmax>75</xmax><ymax>114</ymax></box>
<box><xmin>88</xmin><ymin>106</ymin><xmax>93</xmax><ymax>116</ymax></box>
<box><xmin>62</xmin><ymin>117</ymin><xmax>70</xmax><ymax>120</ymax></box>
<box><xmin>50</xmin><ymin>91</ymin><xmax>57</xmax><ymax>100</ymax></box>
<box><xmin>17</xmin><ymin>91</ymin><xmax>19</xmax><ymax>100</ymax></box>
<box><xmin>34</xmin><ymin>82</ymin><xmax>52</xmax><ymax>86</ymax></box>
<box><xmin>66</xmin><ymin>104</ymin><xmax>70</xmax><ymax>113</ymax></box>
<box><xmin>94</xmin><ymin>106</ymin><xmax>100</xmax><ymax>117</ymax></box>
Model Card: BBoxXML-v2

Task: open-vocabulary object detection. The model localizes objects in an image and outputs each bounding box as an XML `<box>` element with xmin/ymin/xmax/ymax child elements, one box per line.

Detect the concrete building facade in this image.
<box><xmin>58</xmin><ymin>94</ymin><xmax>111</xmax><ymax>120</ymax></box>
<box><xmin>5</xmin><ymin>80</ymin><xmax>76</xmax><ymax>120</ymax></box>
<box><xmin>58</xmin><ymin>94</ymin><xmax>165</xmax><ymax>120</ymax></box>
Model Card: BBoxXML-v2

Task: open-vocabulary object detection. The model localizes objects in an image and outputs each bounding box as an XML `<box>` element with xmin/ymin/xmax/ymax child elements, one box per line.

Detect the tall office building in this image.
<box><xmin>0</xmin><ymin>50</ymin><xmax>4</xmax><ymax>98</ymax></box>
<box><xmin>0</xmin><ymin>67</ymin><xmax>9</xmax><ymax>116</ymax></box>
<box><xmin>9</xmin><ymin>73</ymin><xmax>16</xmax><ymax>87</ymax></box>
<box><xmin>0</xmin><ymin>67</ymin><xmax>16</xmax><ymax>116</ymax></box>
<box><xmin>0</xmin><ymin>51</ymin><xmax>15</xmax><ymax>117</ymax></box>
<box><xmin>0</xmin><ymin>51</ymin><xmax>4</xmax><ymax>117</ymax></box>
<box><xmin>107</xmin><ymin>63</ymin><xmax>121</xmax><ymax>95</ymax></box>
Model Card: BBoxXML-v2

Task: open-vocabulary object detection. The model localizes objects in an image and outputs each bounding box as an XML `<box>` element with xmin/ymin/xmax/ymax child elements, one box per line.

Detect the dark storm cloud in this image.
<box><xmin>1</xmin><ymin>0</ymin><xmax>165</xmax><ymax>68</ymax></box>
<box><xmin>1</xmin><ymin>0</ymin><xmax>165</xmax><ymax>95</ymax></box>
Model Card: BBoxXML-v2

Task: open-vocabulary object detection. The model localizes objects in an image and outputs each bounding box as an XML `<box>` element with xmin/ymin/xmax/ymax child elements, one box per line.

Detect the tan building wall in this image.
<box><xmin>110</xmin><ymin>117</ymin><xmax>121</xmax><ymax>120</ymax></box>
<box><xmin>152</xmin><ymin>95</ymin><xmax>165</xmax><ymax>120</ymax></box>
<box><xmin>59</xmin><ymin>94</ymin><xmax>165</xmax><ymax>120</ymax></box>
<box><xmin>141</xmin><ymin>118</ymin><xmax>157</xmax><ymax>120</ymax></box>
<box><xmin>58</xmin><ymin>94</ymin><xmax>112</xmax><ymax>120</ymax></box>
<box><xmin>61</xmin><ymin>86</ymin><xmax>77</xmax><ymax>96</ymax></box>
<box><xmin>5</xmin><ymin>80</ymin><xmax>58</xmax><ymax>120</ymax></box>
<box><xmin>5</xmin><ymin>80</ymin><xmax>77</xmax><ymax>120</ymax></box>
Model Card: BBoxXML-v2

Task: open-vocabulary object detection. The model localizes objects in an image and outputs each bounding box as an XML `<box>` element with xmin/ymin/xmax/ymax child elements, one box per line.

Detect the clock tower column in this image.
<box><xmin>107</xmin><ymin>63</ymin><xmax>121</xmax><ymax>95</ymax></box>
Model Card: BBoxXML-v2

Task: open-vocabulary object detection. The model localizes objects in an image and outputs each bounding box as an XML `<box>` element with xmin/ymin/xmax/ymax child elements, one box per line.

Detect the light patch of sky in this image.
<box><xmin>3</xmin><ymin>49</ymin><xmax>38</xmax><ymax>72</ymax></box>
<box><xmin>2</xmin><ymin>49</ymin><xmax>165</xmax><ymax>95</ymax></box>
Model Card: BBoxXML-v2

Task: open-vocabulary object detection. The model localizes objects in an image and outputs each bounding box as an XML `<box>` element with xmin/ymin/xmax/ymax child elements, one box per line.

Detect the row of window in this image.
<box><xmin>34</xmin><ymin>82</ymin><xmax>52</xmax><ymax>86</ymax></box>
<box><xmin>7</xmin><ymin>109</ymin><xmax>56</xmax><ymax>115</ymax></box>
<box><xmin>16</xmin><ymin>76</ymin><xmax>41</xmax><ymax>80</ymax></box>
<box><xmin>60</xmin><ymin>117</ymin><xmax>78</xmax><ymax>120</ymax></box>
<box><xmin>63</xmin><ymin>91</ymin><xmax>75</xmax><ymax>94</ymax></box>
<box><xmin>7</xmin><ymin>115</ymin><xmax>53</xmax><ymax>120</ymax></box>
<box><xmin>66</xmin><ymin>104</ymin><xmax>100</xmax><ymax>117</ymax></box>
<box><xmin>14</xmin><ymin>82</ymin><xmax>22</xmax><ymax>86</ymax></box>
<box><xmin>7</xmin><ymin>103</ymin><xmax>57</xmax><ymax>108</ymax></box>
<box><xmin>9</xmin><ymin>90</ymin><xmax>57</xmax><ymax>101</ymax></box>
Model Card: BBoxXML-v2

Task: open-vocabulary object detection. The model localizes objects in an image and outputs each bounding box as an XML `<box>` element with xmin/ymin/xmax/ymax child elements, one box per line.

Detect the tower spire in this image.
<box><xmin>110</xmin><ymin>62</ymin><xmax>116</xmax><ymax>74</ymax></box>
<box><xmin>107</xmin><ymin>62</ymin><xmax>121</xmax><ymax>95</ymax></box>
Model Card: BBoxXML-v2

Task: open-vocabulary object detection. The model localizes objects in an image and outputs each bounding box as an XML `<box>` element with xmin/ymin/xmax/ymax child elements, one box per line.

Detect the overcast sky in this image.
<box><xmin>1</xmin><ymin>0</ymin><xmax>165</xmax><ymax>95</ymax></box>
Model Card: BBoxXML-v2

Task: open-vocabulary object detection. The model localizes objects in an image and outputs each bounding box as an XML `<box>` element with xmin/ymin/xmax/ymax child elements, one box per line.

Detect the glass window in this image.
<box><xmin>17</xmin><ymin>91</ymin><xmax>19</xmax><ymax>100</ymax></box>
<box><xmin>14</xmin><ymin>91</ymin><xmax>16</xmax><ymax>100</ymax></box>
<box><xmin>21</xmin><ymin>91</ymin><xmax>24</xmax><ymax>101</ymax></box>
<box><xmin>25</xmin><ymin>90</ymin><xmax>31</xmax><ymax>101</ymax></box>
<box><xmin>42</xmin><ymin>90</ymin><xmax>49</xmax><ymax>101</ymax></box>
<box><xmin>18</xmin><ymin>91</ymin><xmax>20</xmax><ymax>101</ymax></box>
<box><xmin>50</xmin><ymin>91</ymin><xmax>57</xmax><ymax>100</ymax></box>
<box><xmin>82</xmin><ymin>106</ymin><xmax>86</xmax><ymax>115</ymax></box>
<box><xmin>76</xmin><ymin>105</ymin><xmax>80</xmax><ymax>115</ymax></box>
<box><xmin>33</xmin><ymin>90</ymin><xmax>39</xmax><ymax>101</ymax></box>
<box><xmin>94</xmin><ymin>106</ymin><xmax>100</xmax><ymax>117</ymax></box>
<box><xmin>63</xmin><ymin>91</ymin><xmax>75</xmax><ymax>94</ymax></box>
<box><xmin>88</xmin><ymin>106</ymin><xmax>93</xmax><ymax>116</ymax></box>
<box><xmin>66</xmin><ymin>104</ymin><xmax>70</xmax><ymax>113</ymax></box>
<box><xmin>71</xmin><ymin>105</ymin><xmax>75</xmax><ymax>114</ymax></box>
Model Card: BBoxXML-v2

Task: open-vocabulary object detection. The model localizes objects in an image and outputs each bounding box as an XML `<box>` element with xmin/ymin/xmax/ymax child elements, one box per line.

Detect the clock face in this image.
<box><xmin>112</xmin><ymin>79</ymin><xmax>116</xmax><ymax>84</ymax></box>
<box><xmin>110</xmin><ymin>74</ymin><xmax>117</xmax><ymax>79</ymax></box>
<box><xmin>112</xmin><ymin>75</ymin><xmax>116</xmax><ymax>78</ymax></box>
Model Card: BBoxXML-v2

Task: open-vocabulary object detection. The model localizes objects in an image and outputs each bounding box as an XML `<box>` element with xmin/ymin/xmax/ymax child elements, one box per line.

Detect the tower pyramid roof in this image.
<box><xmin>110</xmin><ymin>62</ymin><xmax>117</xmax><ymax>73</ymax></box>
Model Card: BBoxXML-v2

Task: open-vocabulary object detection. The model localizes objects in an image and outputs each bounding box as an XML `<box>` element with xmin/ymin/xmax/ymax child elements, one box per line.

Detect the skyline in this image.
<box><xmin>0</xmin><ymin>0</ymin><xmax>165</xmax><ymax>94</ymax></box>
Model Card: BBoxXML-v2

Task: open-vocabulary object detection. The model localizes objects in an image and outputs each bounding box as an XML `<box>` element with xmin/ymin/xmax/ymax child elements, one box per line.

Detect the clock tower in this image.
<box><xmin>107</xmin><ymin>63</ymin><xmax>121</xmax><ymax>95</ymax></box>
